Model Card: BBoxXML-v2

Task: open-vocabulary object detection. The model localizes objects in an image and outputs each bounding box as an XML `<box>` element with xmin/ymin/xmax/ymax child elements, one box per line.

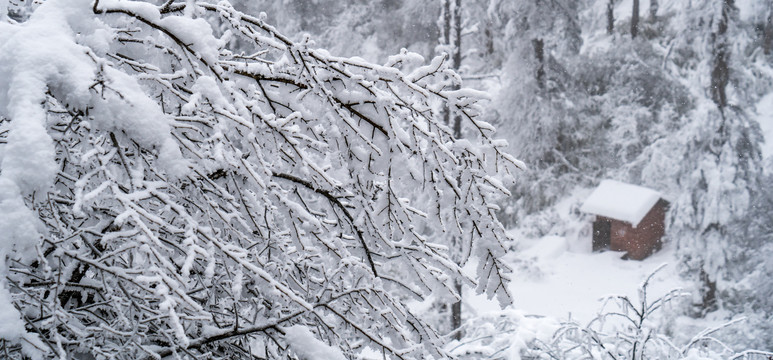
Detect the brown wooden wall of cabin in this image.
<box><xmin>598</xmin><ymin>199</ymin><xmax>668</xmax><ymax>260</ymax></box>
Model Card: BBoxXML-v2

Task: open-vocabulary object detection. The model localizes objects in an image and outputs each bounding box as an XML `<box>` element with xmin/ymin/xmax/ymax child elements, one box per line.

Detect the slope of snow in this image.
<box><xmin>465</xmin><ymin>239</ymin><xmax>683</xmax><ymax>325</ymax></box>
<box><xmin>507</xmin><ymin>243</ymin><xmax>680</xmax><ymax>322</ymax></box>
<box><xmin>756</xmin><ymin>92</ymin><xmax>773</xmax><ymax>159</ymax></box>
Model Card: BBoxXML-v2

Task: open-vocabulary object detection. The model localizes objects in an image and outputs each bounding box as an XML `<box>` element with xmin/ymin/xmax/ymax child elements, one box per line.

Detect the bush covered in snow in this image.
<box><xmin>0</xmin><ymin>0</ymin><xmax>519</xmax><ymax>358</ymax></box>
<box><xmin>453</xmin><ymin>265</ymin><xmax>773</xmax><ymax>360</ymax></box>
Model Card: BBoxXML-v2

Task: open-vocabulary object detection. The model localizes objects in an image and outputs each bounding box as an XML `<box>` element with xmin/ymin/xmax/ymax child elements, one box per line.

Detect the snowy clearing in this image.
<box><xmin>466</xmin><ymin>230</ymin><xmax>684</xmax><ymax>325</ymax></box>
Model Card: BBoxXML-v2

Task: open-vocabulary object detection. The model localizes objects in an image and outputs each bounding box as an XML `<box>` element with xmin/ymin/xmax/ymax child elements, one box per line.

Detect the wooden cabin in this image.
<box><xmin>580</xmin><ymin>180</ymin><xmax>668</xmax><ymax>260</ymax></box>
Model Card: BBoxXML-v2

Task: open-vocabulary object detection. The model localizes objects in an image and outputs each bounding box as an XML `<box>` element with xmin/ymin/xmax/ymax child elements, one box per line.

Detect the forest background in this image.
<box><xmin>233</xmin><ymin>0</ymin><xmax>773</xmax><ymax>356</ymax></box>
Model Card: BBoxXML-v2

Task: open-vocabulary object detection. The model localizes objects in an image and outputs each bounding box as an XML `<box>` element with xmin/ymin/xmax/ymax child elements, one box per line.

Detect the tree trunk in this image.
<box><xmin>484</xmin><ymin>22</ymin><xmax>495</xmax><ymax>56</ymax></box>
<box><xmin>452</xmin><ymin>0</ymin><xmax>462</xmax><ymax>73</ymax></box>
<box><xmin>649</xmin><ymin>0</ymin><xmax>659</xmax><ymax>21</ymax></box>
<box><xmin>451</xmin><ymin>0</ymin><xmax>462</xmax><ymax>139</ymax></box>
<box><xmin>607</xmin><ymin>0</ymin><xmax>614</xmax><ymax>34</ymax></box>
<box><xmin>441</xmin><ymin>0</ymin><xmax>464</xmax><ymax>341</ymax></box>
<box><xmin>442</xmin><ymin>0</ymin><xmax>451</xmax><ymax>50</ymax></box>
<box><xmin>532</xmin><ymin>38</ymin><xmax>545</xmax><ymax>88</ymax></box>
<box><xmin>699</xmin><ymin>268</ymin><xmax>718</xmax><ymax>313</ymax></box>
<box><xmin>764</xmin><ymin>5</ymin><xmax>773</xmax><ymax>55</ymax></box>
<box><xmin>711</xmin><ymin>0</ymin><xmax>732</xmax><ymax>110</ymax></box>
<box><xmin>451</xmin><ymin>279</ymin><xmax>463</xmax><ymax>340</ymax></box>
<box><xmin>441</xmin><ymin>0</ymin><xmax>451</xmax><ymax>126</ymax></box>
<box><xmin>631</xmin><ymin>0</ymin><xmax>639</xmax><ymax>38</ymax></box>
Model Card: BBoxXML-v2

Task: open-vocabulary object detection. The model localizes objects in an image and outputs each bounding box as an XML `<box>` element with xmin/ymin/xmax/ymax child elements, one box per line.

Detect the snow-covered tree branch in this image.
<box><xmin>0</xmin><ymin>0</ymin><xmax>519</xmax><ymax>358</ymax></box>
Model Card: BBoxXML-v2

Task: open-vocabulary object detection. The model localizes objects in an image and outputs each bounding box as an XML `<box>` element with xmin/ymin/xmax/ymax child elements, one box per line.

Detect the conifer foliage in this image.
<box><xmin>0</xmin><ymin>0</ymin><xmax>519</xmax><ymax>358</ymax></box>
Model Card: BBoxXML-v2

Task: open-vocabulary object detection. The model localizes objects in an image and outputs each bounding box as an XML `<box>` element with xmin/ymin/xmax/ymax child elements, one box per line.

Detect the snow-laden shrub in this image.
<box><xmin>546</xmin><ymin>265</ymin><xmax>773</xmax><ymax>360</ymax></box>
<box><xmin>0</xmin><ymin>1</ymin><xmax>520</xmax><ymax>358</ymax></box>
<box><xmin>452</xmin><ymin>265</ymin><xmax>773</xmax><ymax>360</ymax></box>
<box><xmin>448</xmin><ymin>309</ymin><xmax>559</xmax><ymax>360</ymax></box>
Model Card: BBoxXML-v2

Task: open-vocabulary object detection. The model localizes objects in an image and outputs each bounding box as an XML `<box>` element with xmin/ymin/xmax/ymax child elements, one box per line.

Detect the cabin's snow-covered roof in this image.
<box><xmin>580</xmin><ymin>180</ymin><xmax>662</xmax><ymax>227</ymax></box>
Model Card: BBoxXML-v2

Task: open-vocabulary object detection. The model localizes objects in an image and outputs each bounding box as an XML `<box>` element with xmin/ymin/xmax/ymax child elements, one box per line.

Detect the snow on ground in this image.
<box><xmin>465</xmin><ymin>237</ymin><xmax>683</xmax><ymax>324</ymax></box>
<box><xmin>500</xmin><ymin>242</ymin><xmax>680</xmax><ymax>322</ymax></box>
<box><xmin>756</xmin><ymin>92</ymin><xmax>773</xmax><ymax>160</ymax></box>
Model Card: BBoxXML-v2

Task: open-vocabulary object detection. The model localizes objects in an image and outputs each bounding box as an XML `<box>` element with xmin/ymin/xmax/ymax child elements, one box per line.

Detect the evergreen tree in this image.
<box><xmin>667</xmin><ymin>0</ymin><xmax>764</xmax><ymax>313</ymax></box>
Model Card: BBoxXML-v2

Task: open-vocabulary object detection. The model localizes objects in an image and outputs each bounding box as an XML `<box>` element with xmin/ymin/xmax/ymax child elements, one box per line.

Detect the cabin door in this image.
<box><xmin>592</xmin><ymin>219</ymin><xmax>611</xmax><ymax>251</ymax></box>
